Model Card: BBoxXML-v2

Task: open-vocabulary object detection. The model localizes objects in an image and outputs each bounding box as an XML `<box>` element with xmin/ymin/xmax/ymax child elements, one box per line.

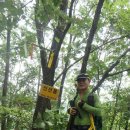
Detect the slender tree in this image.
<box><xmin>57</xmin><ymin>35</ymin><xmax>74</xmax><ymax>108</ymax></box>
<box><xmin>80</xmin><ymin>0</ymin><xmax>105</xmax><ymax>73</ymax></box>
<box><xmin>1</xmin><ymin>17</ymin><xmax>11</xmax><ymax>130</ymax></box>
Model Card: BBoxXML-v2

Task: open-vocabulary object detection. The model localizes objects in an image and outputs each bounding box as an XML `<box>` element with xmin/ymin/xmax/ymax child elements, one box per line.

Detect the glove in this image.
<box><xmin>67</xmin><ymin>107</ymin><xmax>78</xmax><ymax>116</ymax></box>
<box><xmin>77</xmin><ymin>100</ymin><xmax>85</xmax><ymax>108</ymax></box>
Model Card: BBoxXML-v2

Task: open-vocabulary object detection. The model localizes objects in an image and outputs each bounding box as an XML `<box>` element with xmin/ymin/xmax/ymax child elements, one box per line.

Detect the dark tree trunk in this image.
<box><xmin>32</xmin><ymin>1</ymin><xmax>49</xmax><ymax>129</ymax></box>
<box><xmin>32</xmin><ymin>0</ymin><xmax>75</xmax><ymax>129</ymax></box>
<box><xmin>80</xmin><ymin>0</ymin><xmax>104</xmax><ymax>73</ymax></box>
<box><xmin>1</xmin><ymin>18</ymin><xmax>11</xmax><ymax>130</ymax></box>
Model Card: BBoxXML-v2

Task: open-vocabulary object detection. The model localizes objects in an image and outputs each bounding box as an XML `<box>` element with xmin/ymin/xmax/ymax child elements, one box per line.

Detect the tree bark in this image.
<box><xmin>1</xmin><ymin>18</ymin><xmax>11</xmax><ymax>130</ymax></box>
<box><xmin>80</xmin><ymin>0</ymin><xmax>104</xmax><ymax>73</ymax></box>
<box><xmin>32</xmin><ymin>1</ymin><xmax>49</xmax><ymax>129</ymax></box>
<box><xmin>32</xmin><ymin>0</ymin><xmax>75</xmax><ymax>129</ymax></box>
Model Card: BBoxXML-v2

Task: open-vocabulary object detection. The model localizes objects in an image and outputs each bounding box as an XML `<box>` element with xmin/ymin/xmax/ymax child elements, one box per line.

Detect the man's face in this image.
<box><xmin>77</xmin><ymin>78</ymin><xmax>90</xmax><ymax>90</ymax></box>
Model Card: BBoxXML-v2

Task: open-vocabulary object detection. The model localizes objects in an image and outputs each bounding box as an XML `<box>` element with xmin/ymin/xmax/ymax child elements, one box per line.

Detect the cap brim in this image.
<box><xmin>76</xmin><ymin>77</ymin><xmax>87</xmax><ymax>81</ymax></box>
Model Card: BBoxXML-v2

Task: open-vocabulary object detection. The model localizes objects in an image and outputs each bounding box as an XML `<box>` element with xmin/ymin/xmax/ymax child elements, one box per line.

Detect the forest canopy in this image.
<box><xmin>0</xmin><ymin>0</ymin><xmax>130</xmax><ymax>130</ymax></box>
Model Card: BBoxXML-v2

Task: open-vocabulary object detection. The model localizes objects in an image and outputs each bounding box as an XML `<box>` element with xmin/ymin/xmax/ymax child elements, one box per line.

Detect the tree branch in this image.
<box><xmin>91</xmin><ymin>48</ymin><xmax>130</xmax><ymax>93</ymax></box>
<box><xmin>54</xmin><ymin>35</ymin><xmax>127</xmax><ymax>83</ymax></box>
<box><xmin>91</xmin><ymin>35</ymin><xmax>128</xmax><ymax>53</ymax></box>
<box><xmin>108</xmin><ymin>68</ymin><xmax>130</xmax><ymax>77</ymax></box>
<box><xmin>59</xmin><ymin>0</ymin><xmax>76</xmax><ymax>44</ymax></box>
<box><xmin>21</xmin><ymin>0</ymin><xmax>33</xmax><ymax>8</ymax></box>
<box><xmin>54</xmin><ymin>36</ymin><xmax>76</xmax><ymax>83</ymax></box>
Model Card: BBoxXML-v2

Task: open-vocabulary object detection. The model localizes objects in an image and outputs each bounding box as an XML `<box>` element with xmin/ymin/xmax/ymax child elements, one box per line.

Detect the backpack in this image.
<box><xmin>87</xmin><ymin>94</ymin><xmax>102</xmax><ymax>130</ymax></box>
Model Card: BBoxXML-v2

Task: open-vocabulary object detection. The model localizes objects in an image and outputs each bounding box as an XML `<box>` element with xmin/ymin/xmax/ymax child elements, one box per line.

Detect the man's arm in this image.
<box><xmin>78</xmin><ymin>94</ymin><xmax>102</xmax><ymax>116</ymax></box>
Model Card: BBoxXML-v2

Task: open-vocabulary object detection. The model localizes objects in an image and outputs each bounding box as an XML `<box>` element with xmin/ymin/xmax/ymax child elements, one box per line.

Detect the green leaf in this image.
<box><xmin>45</xmin><ymin>121</ymin><xmax>53</xmax><ymax>126</ymax></box>
<box><xmin>55</xmin><ymin>37</ymin><xmax>60</xmax><ymax>43</ymax></box>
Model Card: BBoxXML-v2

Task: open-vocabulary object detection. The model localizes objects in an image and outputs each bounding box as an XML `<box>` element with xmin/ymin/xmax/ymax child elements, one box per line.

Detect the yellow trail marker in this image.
<box><xmin>39</xmin><ymin>84</ymin><xmax>59</xmax><ymax>100</ymax></box>
<box><xmin>48</xmin><ymin>52</ymin><xmax>54</xmax><ymax>68</ymax></box>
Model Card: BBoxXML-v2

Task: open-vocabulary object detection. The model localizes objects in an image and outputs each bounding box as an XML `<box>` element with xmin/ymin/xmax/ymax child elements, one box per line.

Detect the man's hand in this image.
<box><xmin>67</xmin><ymin>107</ymin><xmax>78</xmax><ymax>116</ymax></box>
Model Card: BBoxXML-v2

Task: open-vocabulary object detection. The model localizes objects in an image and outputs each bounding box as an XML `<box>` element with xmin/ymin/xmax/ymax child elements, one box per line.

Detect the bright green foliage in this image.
<box><xmin>102</xmin><ymin>87</ymin><xmax>130</xmax><ymax>129</ymax></box>
<box><xmin>0</xmin><ymin>0</ymin><xmax>130</xmax><ymax>129</ymax></box>
<box><xmin>33</xmin><ymin>110</ymin><xmax>68</xmax><ymax>129</ymax></box>
<box><xmin>0</xmin><ymin>0</ymin><xmax>23</xmax><ymax>32</ymax></box>
<box><xmin>36</xmin><ymin>0</ymin><xmax>68</xmax><ymax>26</ymax></box>
<box><xmin>0</xmin><ymin>106</ymin><xmax>32</xmax><ymax>129</ymax></box>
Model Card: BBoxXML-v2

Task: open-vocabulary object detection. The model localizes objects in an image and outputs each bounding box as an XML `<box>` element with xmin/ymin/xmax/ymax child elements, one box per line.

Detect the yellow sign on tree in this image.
<box><xmin>39</xmin><ymin>84</ymin><xmax>59</xmax><ymax>100</ymax></box>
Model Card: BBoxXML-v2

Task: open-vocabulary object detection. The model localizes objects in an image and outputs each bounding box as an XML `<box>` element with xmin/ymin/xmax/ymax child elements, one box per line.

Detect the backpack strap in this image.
<box><xmin>87</xmin><ymin>93</ymin><xmax>94</xmax><ymax>106</ymax></box>
<box><xmin>88</xmin><ymin>114</ymin><xmax>96</xmax><ymax>130</ymax></box>
<box><xmin>87</xmin><ymin>94</ymin><xmax>96</xmax><ymax>130</ymax></box>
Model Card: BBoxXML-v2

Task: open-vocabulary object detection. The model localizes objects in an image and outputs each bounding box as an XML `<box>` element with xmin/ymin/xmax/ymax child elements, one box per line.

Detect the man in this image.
<box><xmin>67</xmin><ymin>73</ymin><xmax>101</xmax><ymax>130</ymax></box>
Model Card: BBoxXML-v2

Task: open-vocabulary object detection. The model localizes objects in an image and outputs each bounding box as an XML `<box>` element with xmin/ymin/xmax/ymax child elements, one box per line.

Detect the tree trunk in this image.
<box><xmin>80</xmin><ymin>0</ymin><xmax>104</xmax><ymax>73</ymax></box>
<box><xmin>1</xmin><ymin>18</ymin><xmax>11</xmax><ymax>130</ymax></box>
<box><xmin>57</xmin><ymin>35</ymin><xmax>73</xmax><ymax>109</ymax></box>
<box><xmin>32</xmin><ymin>0</ymin><xmax>75</xmax><ymax>129</ymax></box>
